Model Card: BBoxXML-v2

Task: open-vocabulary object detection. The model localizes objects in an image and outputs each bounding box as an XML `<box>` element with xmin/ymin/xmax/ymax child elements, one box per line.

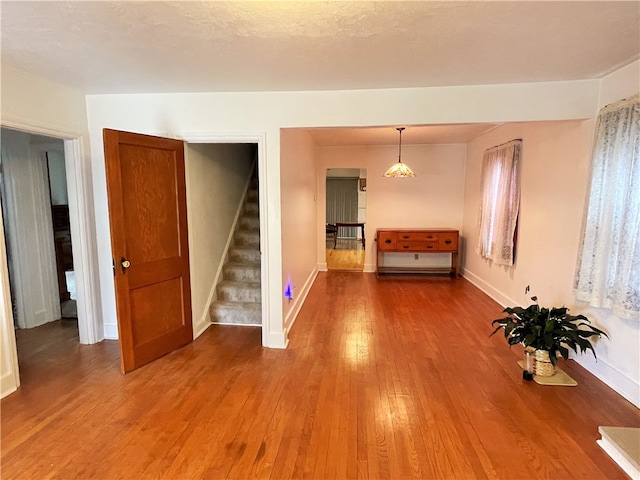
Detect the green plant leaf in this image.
<box><xmin>558</xmin><ymin>345</ymin><xmax>569</xmax><ymax>360</ymax></box>
<box><xmin>549</xmin><ymin>349</ymin><xmax>558</xmax><ymax>366</ymax></box>
<box><xmin>489</xmin><ymin>300</ymin><xmax>607</xmax><ymax>362</ymax></box>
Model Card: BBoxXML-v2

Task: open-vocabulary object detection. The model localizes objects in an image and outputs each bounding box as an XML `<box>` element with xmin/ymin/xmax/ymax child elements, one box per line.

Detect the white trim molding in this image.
<box><xmin>0</xmin><ymin>120</ymin><xmax>102</xmax><ymax>346</ymax></box>
<box><xmin>0</xmin><ymin>212</ymin><xmax>20</xmax><ymax>398</ymax></box>
<box><xmin>461</xmin><ymin>269</ymin><xmax>519</xmax><ymax>308</ymax></box>
<box><xmin>192</xmin><ymin>163</ymin><xmax>256</xmax><ymax>339</ymax></box>
<box><xmin>175</xmin><ymin>131</ymin><xmax>283</xmax><ymax>348</ymax></box>
<box><xmin>575</xmin><ymin>355</ymin><xmax>640</xmax><ymax>409</ymax></box>
<box><xmin>284</xmin><ymin>266</ymin><xmax>319</xmax><ymax>338</ymax></box>
<box><xmin>462</xmin><ymin>267</ymin><xmax>640</xmax><ymax>408</ymax></box>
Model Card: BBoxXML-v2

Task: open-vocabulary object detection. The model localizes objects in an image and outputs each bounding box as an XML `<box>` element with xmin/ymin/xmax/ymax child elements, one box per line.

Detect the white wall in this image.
<box><xmin>598</xmin><ymin>60</ymin><xmax>640</xmax><ymax>108</ymax></box>
<box><xmin>185</xmin><ymin>143</ymin><xmax>254</xmax><ymax>338</ymax></box>
<box><xmin>462</xmin><ymin>120</ymin><xmax>592</xmax><ymax>306</ymax></box>
<box><xmin>1</xmin><ymin>64</ymin><xmax>90</xmax><ymax>136</ymax></box>
<box><xmin>573</xmin><ymin>60</ymin><xmax>640</xmax><ymax>406</ymax></box>
<box><xmin>317</xmin><ymin>144</ymin><xmax>466</xmax><ymax>271</ymax></box>
<box><xmin>462</xmin><ymin>118</ymin><xmax>639</xmax><ymax>408</ymax></box>
<box><xmin>280</xmin><ymin>129</ymin><xmax>318</xmax><ymax>335</ymax></box>
<box><xmin>85</xmin><ymin>79</ymin><xmax>600</xmax><ymax>346</ymax></box>
<box><xmin>2</xmin><ymin>55</ymin><xmax>635</xmax><ymax>396</ymax></box>
<box><xmin>0</xmin><ymin>64</ymin><xmax>100</xmax><ymax>344</ymax></box>
<box><xmin>0</xmin><ymin>63</ymin><xmax>96</xmax><ymax>397</ymax></box>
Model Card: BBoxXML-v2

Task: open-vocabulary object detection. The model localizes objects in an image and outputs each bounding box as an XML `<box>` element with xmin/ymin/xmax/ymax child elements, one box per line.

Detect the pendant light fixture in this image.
<box><xmin>383</xmin><ymin>127</ymin><xmax>416</xmax><ymax>177</ymax></box>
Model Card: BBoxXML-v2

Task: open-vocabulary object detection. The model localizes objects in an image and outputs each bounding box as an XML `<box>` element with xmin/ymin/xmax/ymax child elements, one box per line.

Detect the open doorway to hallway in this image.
<box><xmin>325</xmin><ymin>168</ymin><xmax>366</xmax><ymax>271</ymax></box>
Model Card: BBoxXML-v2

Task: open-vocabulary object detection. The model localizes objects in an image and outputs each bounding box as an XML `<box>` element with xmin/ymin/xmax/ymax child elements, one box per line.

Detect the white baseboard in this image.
<box><xmin>211</xmin><ymin>321</ymin><xmax>261</xmax><ymax>327</ymax></box>
<box><xmin>318</xmin><ymin>263</ymin><xmax>328</xmax><ymax>272</ymax></box>
<box><xmin>267</xmin><ymin>330</ymin><xmax>289</xmax><ymax>349</ymax></box>
<box><xmin>463</xmin><ymin>268</ymin><xmax>640</xmax><ymax>409</ymax></box>
<box><xmin>193</xmin><ymin>319</ymin><xmax>211</xmax><ymax>339</ymax></box>
<box><xmin>104</xmin><ymin>323</ymin><xmax>118</xmax><ymax>340</ymax></box>
<box><xmin>461</xmin><ymin>269</ymin><xmax>518</xmax><ymax>308</ymax></box>
<box><xmin>284</xmin><ymin>266</ymin><xmax>319</xmax><ymax>335</ymax></box>
<box><xmin>195</xmin><ymin>172</ymin><xmax>253</xmax><ymax>339</ymax></box>
<box><xmin>1</xmin><ymin>372</ymin><xmax>19</xmax><ymax>399</ymax></box>
<box><xmin>575</xmin><ymin>355</ymin><xmax>640</xmax><ymax>409</ymax></box>
<box><xmin>195</xmin><ymin>277</ymin><xmax>218</xmax><ymax>341</ymax></box>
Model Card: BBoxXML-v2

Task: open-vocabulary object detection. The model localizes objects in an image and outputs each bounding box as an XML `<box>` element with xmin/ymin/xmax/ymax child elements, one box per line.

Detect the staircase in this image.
<box><xmin>209</xmin><ymin>176</ymin><xmax>262</xmax><ymax>326</ymax></box>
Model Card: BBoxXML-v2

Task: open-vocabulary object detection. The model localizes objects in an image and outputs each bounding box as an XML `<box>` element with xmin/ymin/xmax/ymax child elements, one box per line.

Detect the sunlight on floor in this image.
<box><xmin>326</xmin><ymin>237</ymin><xmax>364</xmax><ymax>271</ymax></box>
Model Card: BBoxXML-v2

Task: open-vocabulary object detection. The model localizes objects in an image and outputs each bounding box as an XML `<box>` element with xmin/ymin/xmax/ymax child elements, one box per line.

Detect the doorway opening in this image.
<box><xmin>325</xmin><ymin>168</ymin><xmax>366</xmax><ymax>271</ymax></box>
<box><xmin>46</xmin><ymin>149</ymin><xmax>77</xmax><ymax>322</ymax></box>
<box><xmin>0</xmin><ymin>127</ymin><xmax>86</xmax><ymax>388</ymax></box>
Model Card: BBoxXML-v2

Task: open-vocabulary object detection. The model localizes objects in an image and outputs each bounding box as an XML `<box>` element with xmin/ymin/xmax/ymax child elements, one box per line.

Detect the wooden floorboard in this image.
<box><xmin>2</xmin><ymin>273</ymin><xmax>638</xmax><ymax>479</ymax></box>
<box><xmin>326</xmin><ymin>238</ymin><xmax>364</xmax><ymax>271</ymax></box>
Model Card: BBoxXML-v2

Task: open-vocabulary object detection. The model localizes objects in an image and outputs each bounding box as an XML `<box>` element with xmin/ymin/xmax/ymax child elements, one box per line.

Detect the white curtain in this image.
<box><xmin>476</xmin><ymin>139</ymin><xmax>522</xmax><ymax>266</ymax></box>
<box><xmin>574</xmin><ymin>95</ymin><xmax>640</xmax><ymax>320</ymax></box>
<box><xmin>326</xmin><ymin>178</ymin><xmax>358</xmax><ymax>237</ymax></box>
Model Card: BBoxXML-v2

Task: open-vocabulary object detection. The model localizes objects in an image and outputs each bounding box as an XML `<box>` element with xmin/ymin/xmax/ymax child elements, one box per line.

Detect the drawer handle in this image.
<box><xmin>384</xmin><ymin>239</ymin><xmax>392</xmax><ymax>244</ymax></box>
<box><xmin>402</xmin><ymin>235</ymin><xmax>410</xmax><ymax>239</ymax></box>
<box><xmin>427</xmin><ymin>236</ymin><xmax>435</xmax><ymax>239</ymax></box>
<box><xmin>445</xmin><ymin>239</ymin><xmax>452</xmax><ymax>245</ymax></box>
<box><xmin>402</xmin><ymin>245</ymin><xmax>409</xmax><ymax>249</ymax></box>
<box><xmin>427</xmin><ymin>246</ymin><xmax>434</xmax><ymax>249</ymax></box>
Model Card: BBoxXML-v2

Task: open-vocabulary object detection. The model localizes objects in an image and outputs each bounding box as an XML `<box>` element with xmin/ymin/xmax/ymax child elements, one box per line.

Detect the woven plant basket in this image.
<box><xmin>534</xmin><ymin>349</ymin><xmax>556</xmax><ymax>377</ymax></box>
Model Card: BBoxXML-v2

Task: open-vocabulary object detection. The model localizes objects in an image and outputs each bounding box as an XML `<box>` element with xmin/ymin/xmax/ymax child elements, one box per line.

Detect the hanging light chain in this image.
<box><xmin>397</xmin><ymin>127</ymin><xmax>405</xmax><ymax>163</ymax></box>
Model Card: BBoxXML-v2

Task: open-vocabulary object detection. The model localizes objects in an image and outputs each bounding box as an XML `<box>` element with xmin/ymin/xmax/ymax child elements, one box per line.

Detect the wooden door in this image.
<box><xmin>103</xmin><ymin>129</ymin><xmax>193</xmax><ymax>373</ymax></box>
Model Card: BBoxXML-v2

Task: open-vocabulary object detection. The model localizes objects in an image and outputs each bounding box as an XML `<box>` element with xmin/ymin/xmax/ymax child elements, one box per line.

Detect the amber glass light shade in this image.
<box><xmin>383</xmin><ymin>127</ymin><xmax>416</xmax><ymax>178</ymax></box>
<box><xmin>383</xmin><ymin>162</ymin><xmax>416</xmax><ymax>177</ymax></box>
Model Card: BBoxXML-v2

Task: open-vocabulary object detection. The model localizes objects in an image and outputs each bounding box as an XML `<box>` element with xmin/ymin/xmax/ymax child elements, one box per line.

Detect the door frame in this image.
<box><xmin>175</xmin><ymin>131</ymin><xmax>273</xmax><ymax>348</ymax></box>
<box><xmin>0</xmin><ymin>119</ymin><xmax>102</xmax><ymax>346</ymax></box>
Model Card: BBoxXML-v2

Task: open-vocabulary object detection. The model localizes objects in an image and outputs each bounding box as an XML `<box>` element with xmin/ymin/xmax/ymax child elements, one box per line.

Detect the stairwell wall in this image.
<box><xmin>185</xmin><ymin>143</ymin><xmax>255</xmax><ymax>338</ymax></box>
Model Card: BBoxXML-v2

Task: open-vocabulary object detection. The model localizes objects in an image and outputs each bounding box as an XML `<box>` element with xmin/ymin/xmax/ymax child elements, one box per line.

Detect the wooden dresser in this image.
<box><xmin>375</xmin><ymin>228</ymin><xmax>459</xmax><ymax>277</ymax></box>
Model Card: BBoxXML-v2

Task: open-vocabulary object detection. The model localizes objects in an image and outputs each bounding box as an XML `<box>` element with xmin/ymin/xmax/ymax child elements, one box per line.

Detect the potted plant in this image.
<box><xmin>490</xmin><ymin>296</ymin><xmax>608</xmax><ymax>376</ymax></box>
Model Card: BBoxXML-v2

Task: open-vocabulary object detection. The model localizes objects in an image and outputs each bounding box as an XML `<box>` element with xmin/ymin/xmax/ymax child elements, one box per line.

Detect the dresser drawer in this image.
<box><xmin>376</xmin><ymin>228</ymin><xmax>460</xmax><ymax>277</ymax></box>
<box><xmin>377</xmin><ymin>231</ymin><xmax>397</xmax><ymax>250</ymax></box>
<box><xmin>397</xmin><ymin>241</ymin><xmax>439</xmax><ymax>251</ymax></box>
<box><xmin>376</xmin><ymin>228</ymin><xmax>459</xmax><ymax>278</ymax></box>
<box><xmin>397</xmin><ymin>232</ymin><xmax>439</xmax><ymax>242</ymax></box>
<box><xmin>438</xmin><ymin>232</ymin><xmax>458</xmax><ymax>251</ymax></box>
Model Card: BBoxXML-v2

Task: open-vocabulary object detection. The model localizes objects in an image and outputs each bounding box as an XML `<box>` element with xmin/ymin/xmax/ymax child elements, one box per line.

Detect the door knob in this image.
<box><xmin>121</xmin><ymin>257</ymin><xmax>131</xmax><ymax>273</ymax></box>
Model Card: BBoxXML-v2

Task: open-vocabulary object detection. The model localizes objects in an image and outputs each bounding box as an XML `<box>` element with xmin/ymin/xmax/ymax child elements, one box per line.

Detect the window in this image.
<box><xmin>476</xmin><ymin>139</ymin><xmax>522</xmax><ymax>266</ymax></box>
<box><xmin>574</xmin><ymin>95</ymin><xmax>640</xmax><ymax>320</ymax></box>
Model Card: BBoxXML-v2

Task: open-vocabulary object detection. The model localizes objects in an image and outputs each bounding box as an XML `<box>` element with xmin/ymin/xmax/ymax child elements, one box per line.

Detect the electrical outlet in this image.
<box><xmin>414</xmin><ymin>254</ymin><xmax>419</xmax><ymax>260</ymax></box>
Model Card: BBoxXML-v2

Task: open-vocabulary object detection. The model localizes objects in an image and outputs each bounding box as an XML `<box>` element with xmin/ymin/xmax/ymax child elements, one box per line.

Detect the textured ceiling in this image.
<box><xmin>1</xmin><ymin>1</ymin><xmax>639</xmax><ymax>95</ymax></box>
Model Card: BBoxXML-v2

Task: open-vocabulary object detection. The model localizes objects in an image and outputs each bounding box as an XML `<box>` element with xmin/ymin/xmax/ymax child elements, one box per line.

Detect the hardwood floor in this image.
<box><xmin>326</xmin><ymin>238</ymin><xmax>365</xmax><ymax>271</ymax></box>
<box><xmin>2</xmin><ymin>273</ymin><xmax>638</xmax><ymax>479</ymax></box>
